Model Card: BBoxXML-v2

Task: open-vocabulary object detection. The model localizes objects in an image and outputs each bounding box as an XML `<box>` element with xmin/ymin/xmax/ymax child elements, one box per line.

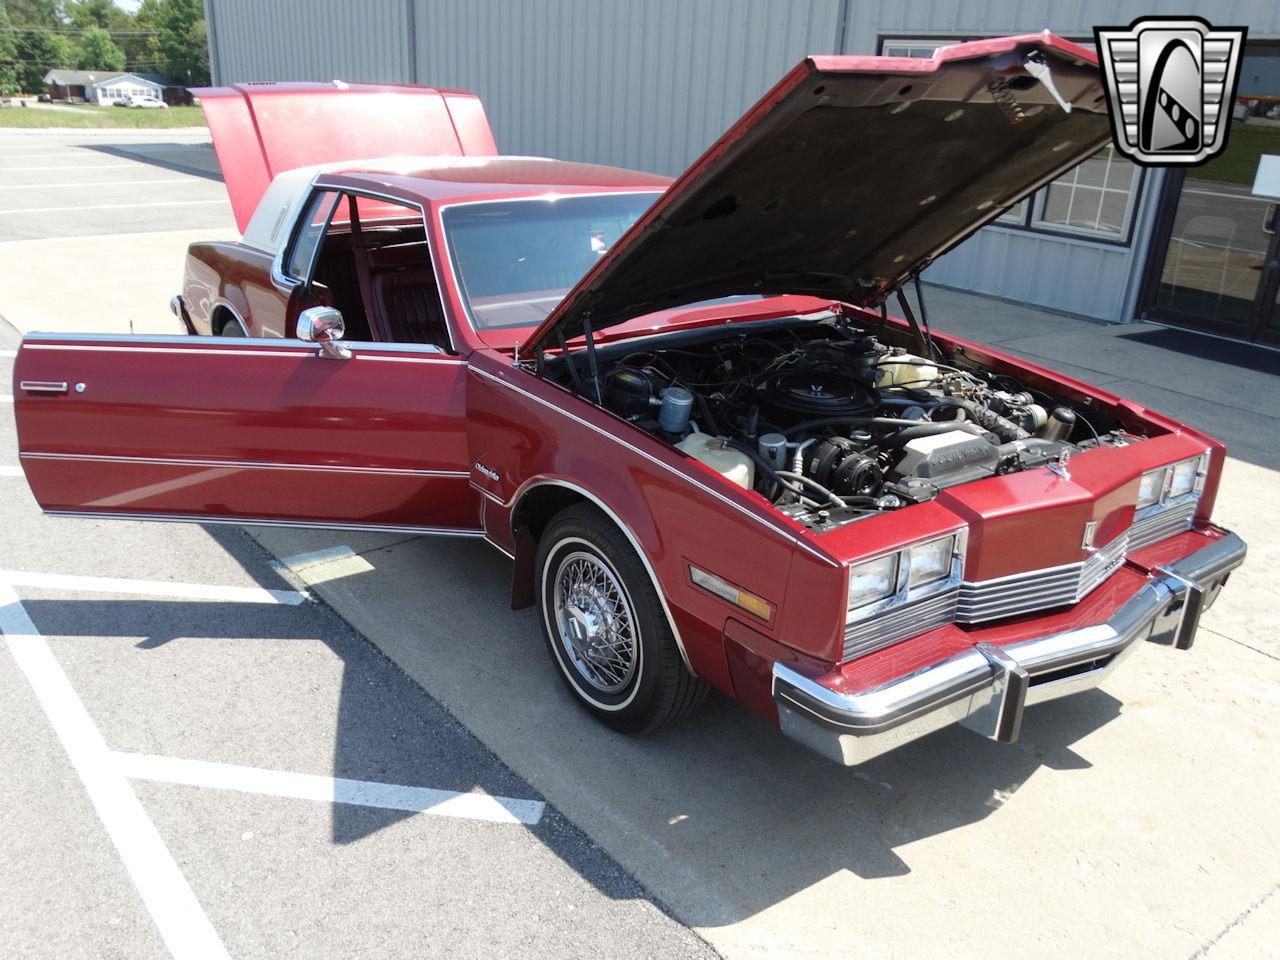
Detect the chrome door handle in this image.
<box><xmin>19</xmin><ymin>380</ymin><xmax>69</xmax><ymax>394</ymax></box>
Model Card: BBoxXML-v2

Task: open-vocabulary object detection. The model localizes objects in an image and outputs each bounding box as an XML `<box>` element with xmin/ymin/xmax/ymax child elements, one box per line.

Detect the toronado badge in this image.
<box><xmin>1094</xmin><ymin>17</ymin><xmax>1247</xmax><ymax>166</ymax></box>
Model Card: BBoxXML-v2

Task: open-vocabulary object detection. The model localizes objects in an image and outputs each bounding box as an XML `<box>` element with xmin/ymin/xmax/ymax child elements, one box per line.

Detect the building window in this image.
<box><xmin>1033</xmin><ymin>144</ymin><xmax>1140</xmax><ymax>239</ymax></box>
<box><xmin>879</xmin><ymin>37</ymin><xmax>1142</xmax><ymax>245</ymax></box>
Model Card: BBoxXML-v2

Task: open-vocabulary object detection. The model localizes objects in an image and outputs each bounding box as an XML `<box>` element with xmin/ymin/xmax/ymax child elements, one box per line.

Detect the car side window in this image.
<box><xmin>285</xmin><ymin>190</ymin><xmax>341</xmax><ymax>281</ymax></box>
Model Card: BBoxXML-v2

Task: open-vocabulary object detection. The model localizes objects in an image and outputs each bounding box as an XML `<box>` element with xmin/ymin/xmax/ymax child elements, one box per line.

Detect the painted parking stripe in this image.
<box><xmin>109</xmin><ymin>752</ymin><xmax>546</xmax><ymax>825</ymax></box>
<box><xmin>0</xmin><ymin>570</ymin><xmax>306</xmax><ymax>605</ymax></box>
<box><xmin>276</xmin><ymin>545</ymin><xmax>375</xmax><ymax>585</ymax></box>
<box><xmin>0</xmin><ymin>585</ymin><xmax>231</xmax><ymax>958</ymax></box>
<box><xmin>1</xmin><ymin>164</ymin><xmax>136</xmax><ymax>171</ymax></box>
<box><xmin>0</xmin><ymin>349</ymin><xmax>16</xmax><ymax>357</ymax></box>
<box><xmin>0</xmin><ymin>179</ymin><xmax>193</xmax><ymax>190</ymax></box>
<box><xmin>0</xmin><ymin>466</ymin><xmax>24</xmax><ymax>477</ymax></box>
<box><xmin>0</xmin><ymin>395</ymin><xmax>12</xmax><ymax>403</ymax></box>
<box><xmin>0</xmin><ymin>199</ymin><xmax>227</xmax><ymax>214</ymax></box>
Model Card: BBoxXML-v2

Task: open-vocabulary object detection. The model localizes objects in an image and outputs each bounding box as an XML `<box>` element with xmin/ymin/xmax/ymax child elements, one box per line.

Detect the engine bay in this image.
<box><xmin>554</xmin><ymin>316</ymin><xmax>1133</xmax><ymax>530</ymax></box>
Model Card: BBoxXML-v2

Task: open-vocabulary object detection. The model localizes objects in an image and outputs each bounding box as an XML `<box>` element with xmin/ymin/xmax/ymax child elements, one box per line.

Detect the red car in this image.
<box><xmin>12</xmin><ymin>35</ymin><xmax>1245</xmax><ymax>765</ymax></box>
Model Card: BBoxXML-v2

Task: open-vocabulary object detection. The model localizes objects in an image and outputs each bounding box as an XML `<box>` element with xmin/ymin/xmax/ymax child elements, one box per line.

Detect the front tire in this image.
<box><xmin>536</xmin><ymin>504</ymin><xmax>708</xmax><ymax>733</ymax></box>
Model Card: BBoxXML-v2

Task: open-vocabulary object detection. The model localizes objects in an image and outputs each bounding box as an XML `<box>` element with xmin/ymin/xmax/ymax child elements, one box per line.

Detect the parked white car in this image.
<box><xmin>127</xmin><ymin>95</ymin><xmax>168</xmax><ymax>109</ymax></box>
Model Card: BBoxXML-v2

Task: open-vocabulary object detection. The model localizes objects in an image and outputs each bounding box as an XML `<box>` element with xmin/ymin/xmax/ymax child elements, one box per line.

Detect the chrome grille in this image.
<box><xmin>1129</xmin><ymin>500</ymin><xmax>1196</xmax><ymax>550</ymax></box>
<box><xmin>842</xmin><ymin>588</ymin><xmax>957</xmax><ymax>661</ymax></box>
<box><xmin>955</xmin><ymin>533</ymin><xmax>1128</xmax><ymax>625</ymax></box>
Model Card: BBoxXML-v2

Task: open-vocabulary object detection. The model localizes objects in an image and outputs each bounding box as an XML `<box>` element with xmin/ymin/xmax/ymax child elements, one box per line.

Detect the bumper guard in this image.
<box><xmin>773</xmin><ymin>531</ymin><xmax>1246</xmax><ymax>765</ymax></box>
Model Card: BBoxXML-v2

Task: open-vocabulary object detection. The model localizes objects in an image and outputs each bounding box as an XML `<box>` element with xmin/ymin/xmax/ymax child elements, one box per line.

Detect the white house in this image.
<box><xmin>42</xmin><ymin>70</ymin><xmax>167</xmax><ymax>105</ymax></box>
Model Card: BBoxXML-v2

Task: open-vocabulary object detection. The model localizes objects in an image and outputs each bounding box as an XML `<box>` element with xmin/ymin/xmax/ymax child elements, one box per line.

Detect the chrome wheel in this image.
<box><xmin>551</xmin><ymin>550</ymin><xmax>638</xmax><ymax>694</ymax></box>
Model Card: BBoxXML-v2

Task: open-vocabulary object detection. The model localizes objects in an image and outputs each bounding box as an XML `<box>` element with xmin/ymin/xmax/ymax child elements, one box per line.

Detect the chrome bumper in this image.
<box><xmin>774</xmin><ymin>531</ymin><xmax>1246</xmax><ymax>766</ymax></box>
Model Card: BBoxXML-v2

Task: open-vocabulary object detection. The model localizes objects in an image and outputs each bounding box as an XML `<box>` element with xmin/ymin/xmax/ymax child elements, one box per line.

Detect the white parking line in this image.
<box><xmin>0</xmin><ymin>395</ymin><xmax>12</xmax><ymax>403</ymax></box>
<box><xmin>0</xmin><ymin>179</ymin><xmax>193</xmax><ymax>190</ymax></box>
<box><xmin>0</xmin><ymin>349</ymin><xmax>16</xmax><ymax>357</ymax></box>
<box><xmin>0</xmin><ymin>570</ymin><xmax>306</xmax><ymax>604</ymax></box>
<box><xmin>110</xmin><ymin>752</ymin><xmax>546</xmax><ymax>825</ymax></box>
<box><xmin>276</xmin><ymin>545</ymin><xmax>375</xmax><ymax>585</ymax></box>
<box><xmin>0</xmin><ymin>584</ymin><xmax>231</xmax><ymax>959</ymax></box>
<box><xmin>0</xmin><ymin>466</ymin><xmax>24</xmax><ymax>477</ymax></box>
<box><xmin>0</xmin><ymin>200</ymin><xmax>227</xmax><ymax>214</ymax></box>
<box><xmin>2</xmin><ymin>164</ymin><xmax>135</xmax><ymax>171</ymax></box>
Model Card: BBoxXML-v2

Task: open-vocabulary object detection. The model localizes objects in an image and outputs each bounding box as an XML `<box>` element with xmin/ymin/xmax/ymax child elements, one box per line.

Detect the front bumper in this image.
<box><xmin>773</xmin><ymin>531</ymin><xmax>1246</xmax><ymax>766</ymax></box>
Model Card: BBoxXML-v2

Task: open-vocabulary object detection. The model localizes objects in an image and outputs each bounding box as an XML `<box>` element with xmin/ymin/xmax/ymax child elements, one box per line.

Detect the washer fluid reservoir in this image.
<box><xmin>676</xmin><ymin>433</ymin><xmax>755</xmax><ymax>490</ymax></box>
<box><xmin>878</xmin><ymin>354</ymin><xmax>938</xmax><ymax>388</ymax></box>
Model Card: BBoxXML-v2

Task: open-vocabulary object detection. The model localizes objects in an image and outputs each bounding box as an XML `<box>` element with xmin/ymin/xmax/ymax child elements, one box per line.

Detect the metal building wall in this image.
<box><xmin>204</xmin><ymin>0</ymin><xmax>415</xmax><ymax>86</ymax></box>
<box><xmin>203</xmin><ymin>0</ymin><xmax>1280</xmax><ymax>324</ymax></box>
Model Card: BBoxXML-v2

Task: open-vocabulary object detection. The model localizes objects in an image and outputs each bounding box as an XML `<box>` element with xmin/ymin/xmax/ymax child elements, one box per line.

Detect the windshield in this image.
<box><xmin>441</xmin><ymin>193</ymin><xmax>661</xmax><ymax>330</ymax></box>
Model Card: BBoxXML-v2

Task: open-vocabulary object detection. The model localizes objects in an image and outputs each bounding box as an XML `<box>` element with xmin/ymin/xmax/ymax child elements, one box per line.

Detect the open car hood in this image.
<box><xmin>194</xmin><ymin>82</ymin><xmax>497</xmax><ymax>232</ymax></box>
<box><xmin>522</xmin><ymin>34</ymin><xmax>1111</xmax><ymax>355</ymax></box>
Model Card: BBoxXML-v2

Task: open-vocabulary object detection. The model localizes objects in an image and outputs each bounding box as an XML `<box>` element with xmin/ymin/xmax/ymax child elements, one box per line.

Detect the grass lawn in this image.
<box><xmin>1191</xmin><ymin>122</ymin><xmax>1280</xmax><ymax>186</ymax></box>
<box><xmin>0</xmin><ymin>103</ymin><xmax>206</xmax><ymax>129</ymax></box>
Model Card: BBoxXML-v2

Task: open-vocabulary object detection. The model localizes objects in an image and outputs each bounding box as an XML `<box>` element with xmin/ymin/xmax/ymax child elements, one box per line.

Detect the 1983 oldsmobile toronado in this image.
<box><xmin>12</xmin><ymin>35</ymin><xmax>1246</xmax><ymax>764</ymax></box>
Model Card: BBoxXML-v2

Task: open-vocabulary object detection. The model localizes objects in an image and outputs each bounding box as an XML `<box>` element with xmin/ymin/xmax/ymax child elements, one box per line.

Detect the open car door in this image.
<box><xmin>12</xmin><ymin>334</ymin><xmax>480</xmax><ymax>535</ymax></box>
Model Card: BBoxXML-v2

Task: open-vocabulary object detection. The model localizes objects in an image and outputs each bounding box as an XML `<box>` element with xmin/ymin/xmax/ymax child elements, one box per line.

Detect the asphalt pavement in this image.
<box><xmin>1</xmin><ymin>128</ymin><xmax>1278</xmax><ymax>960</ymax></box>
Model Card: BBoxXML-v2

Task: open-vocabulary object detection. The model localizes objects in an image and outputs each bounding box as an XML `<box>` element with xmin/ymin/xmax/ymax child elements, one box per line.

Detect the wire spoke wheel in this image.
<box><xmin>551</xmin><ymin>550</ymin><xmax>638</xmax><ymax>694</ymax></box>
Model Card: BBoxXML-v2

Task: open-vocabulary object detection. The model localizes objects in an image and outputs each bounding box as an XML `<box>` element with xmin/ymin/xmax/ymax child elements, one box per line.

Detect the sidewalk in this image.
<box><xmin>925</xmin><ymin>283</ymin><xmax>1280</xmax><ymax>471</ymax></box>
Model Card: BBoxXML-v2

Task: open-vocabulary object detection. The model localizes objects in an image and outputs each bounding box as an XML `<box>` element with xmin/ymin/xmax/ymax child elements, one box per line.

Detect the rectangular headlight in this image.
<box><xmin>907</xmin><ymin>535</ymin><xmax>954</xmax><ymax>589</ymax></box>
<box><xmin>848</xmin><ymin>554</ymin><xmax>898</xmax><ymax>611</ymax></box>
<box><xmin>1137</xmin><ymin>467</ymin><xmax>1167</xmax><ymax>509</ymax></box>
<box><xmin>1168</xmin><ymin>456</ymin><xmax>1201</xmax><ymax>499</ymax></box>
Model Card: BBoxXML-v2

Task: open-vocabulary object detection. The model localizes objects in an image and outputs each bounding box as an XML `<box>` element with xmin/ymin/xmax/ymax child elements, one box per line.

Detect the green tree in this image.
<box><xmin>156</xmin><ymin>0</ymin><xmax>207</xmax><ymax>85</ymax></box>
<box><xmin>4</xmin><ymin>0</ymin><xmax>61</xmax><ymax>29</ymax></box>
<box><xmin>11</xmin><ymin>24</ymin><xmax>76</xmax><ymax>92</ymax></box>
<box><xmin>0</xmin><ymin>2</ymin><xmax>19</xmax><ymax>94</ymax></box>
<box><xmin>75</xmin><ymin>23</ymin><xmax>124</xmax><ymax>70</ymax></box>
<box><xmin>67</xmin><ymin>0</ymin><xmax>127</xmax><ymax>31</ymax></box>
<box><xmin>118</xmin><ymin>0</ymin><xmax>162</xmax><ymax>71</ymax></box>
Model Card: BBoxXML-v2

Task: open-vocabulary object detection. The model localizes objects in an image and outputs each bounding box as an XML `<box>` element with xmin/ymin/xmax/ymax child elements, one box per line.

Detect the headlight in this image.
<box><xmin>907</xmin><ymin>535</ymin><xmax>954</xmax><ymax>588</ymax></box>
<box><xmin>1137</xmin><ymin>453</ymin><xmax>1207</xmax><ymax>513</ymax></box>
<box><xmin>847</xmin><ymin>554</ymin><xmax>898</xmax><ymax>611</ymax></box>
<box><xmin>846</xmin><ymin>533</ymin><xmax>962</xmax><ymax>618</ymax></box>
<box><xmin>1137</xmin><ymin>467</ymin><xmax>1167</xmax><ymax>509</ymax></box>
<box><xmin>1168</xmin><ymin>457</ymin><xmax>1200</xmax><ymax>499</ymax></box>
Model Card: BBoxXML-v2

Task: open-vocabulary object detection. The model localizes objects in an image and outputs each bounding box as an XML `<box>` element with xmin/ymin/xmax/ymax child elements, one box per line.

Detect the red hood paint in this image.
<box><xmin>194</xmin><ymin>82</ymin><xmax>498</xmax><ymax>232</ymax></box>
<box><xmin>522</xmin><ymin>34</ymin><xmax>1111</xmax><ymax>356</ymax></box>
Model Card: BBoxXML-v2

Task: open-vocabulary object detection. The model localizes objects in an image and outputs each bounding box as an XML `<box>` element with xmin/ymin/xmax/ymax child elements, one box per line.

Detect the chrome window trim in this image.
<box><xmin>272</xmin><ymin>180</ymin><xmax>459</xmax><ymax>354</ymax></box>
<box><xmin>435</xmin><ymin>190</ymin><xmax>665</xmax><ymax>336</ymax></box>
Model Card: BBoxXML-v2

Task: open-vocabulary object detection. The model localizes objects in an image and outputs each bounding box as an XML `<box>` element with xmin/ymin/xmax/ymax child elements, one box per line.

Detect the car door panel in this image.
<box><xmin>14</xmin><ymin>335</ymin><xmax>479</xmax><ymax>533</ymax></box>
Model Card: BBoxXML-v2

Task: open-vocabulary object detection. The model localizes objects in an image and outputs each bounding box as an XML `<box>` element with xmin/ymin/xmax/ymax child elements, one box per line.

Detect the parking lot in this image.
<box><xmin>2</xmin><ymin>129</ymin><xmax>1279</xmax><ymax>959</ymax></box>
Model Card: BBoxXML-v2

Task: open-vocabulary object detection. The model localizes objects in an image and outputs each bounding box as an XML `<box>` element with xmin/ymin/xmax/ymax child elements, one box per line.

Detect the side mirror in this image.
<box><xmin>297</xmin><ymin>306</ymin><xmax>349</xmax><ymax>360</ymax></box>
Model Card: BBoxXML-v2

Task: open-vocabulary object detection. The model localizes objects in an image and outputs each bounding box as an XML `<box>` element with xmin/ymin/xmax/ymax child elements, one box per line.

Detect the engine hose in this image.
<box><xmin>775</xmin><ymin>472</ymin><xmax>879</xmax><ymax>510</ymax></box>
<box><xmin>780</xmin><ymin>416</ymin><xmax>932</xmax><ymax>437</ymax></box>
<box><xmin>694</xmin><ymin>392</ymin><xmax>722</xmax><ymax>438</ymax></box>
<box><xmin>930</xmin><ymin>397</ymin><xmax>1030</xmax><ymax>443</ymax></box>
<box><xmin>724</xmin><ymin>440</ymin><xmax>823</xmax><ymax>508</ymax></box>
<box><xmin>774</xmin><ymin>471</ymin><xmax>846</xmax><ymax>510</ymax></box>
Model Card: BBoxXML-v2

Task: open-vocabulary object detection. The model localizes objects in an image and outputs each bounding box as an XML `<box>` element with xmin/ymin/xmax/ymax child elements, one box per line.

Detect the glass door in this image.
<box><xmin>1142</xmin><ymin>44</ymin><xmax>1280</xmax><ymax>344</ymax></box>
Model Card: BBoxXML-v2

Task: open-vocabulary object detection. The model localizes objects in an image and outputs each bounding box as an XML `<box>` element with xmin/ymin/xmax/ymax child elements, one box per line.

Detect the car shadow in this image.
<box><xmin>84</xmin><ymin>142</ymin><xmax>224</xmax><ymax>182</ymax></box>
<box><xmin>75</xmin><ymin>523</ymin><xmax>1130</xmax><ymax>930</ymax></box>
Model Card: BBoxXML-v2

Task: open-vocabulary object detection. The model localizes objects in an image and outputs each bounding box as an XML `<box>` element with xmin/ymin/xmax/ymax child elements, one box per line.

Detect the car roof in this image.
<box><xmin>240</xmin><ymin>155</ymin><xmax>671</xmax><ymax>256</ymax></box>
<box><xmin>318</xmin><ymin>155</ymin><xmax>672</xmax><ymax>202</ymax></box>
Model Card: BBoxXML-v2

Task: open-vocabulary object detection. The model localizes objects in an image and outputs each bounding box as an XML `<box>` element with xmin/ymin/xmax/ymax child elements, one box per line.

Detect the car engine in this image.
<box><xmin>587</xmin><ymin>321</ymin><xmax>1127</xmax><ymax>530</ymax></box>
